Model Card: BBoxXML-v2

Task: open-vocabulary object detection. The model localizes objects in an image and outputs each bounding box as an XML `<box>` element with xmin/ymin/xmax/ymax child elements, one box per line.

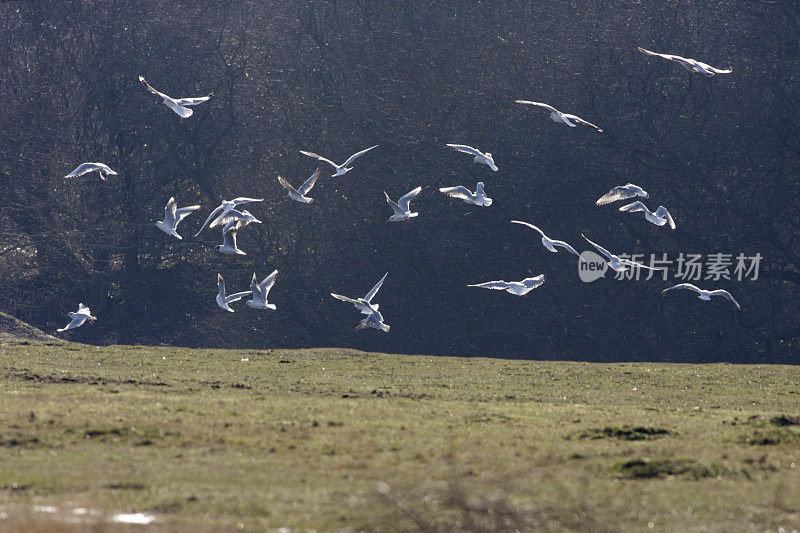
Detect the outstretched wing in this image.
<box><xmin>709</xmin><ymin>289</ymin><xmax>741</xmax><ymax>309</ymax></box>
<box><xmin>298</xmin><ymin>168</ymin><xmax>320</xmax><ymax>195</ymax></box>
<box><xmin>138</xmin><ymin>75</ymin><xmax>170</xmax><ymax>100</ymax></box>
<box><xmin>384</xmin><ymin>191</ymin><xmax>404</xmax><ymax>215</ymax></box>
<box><xmin>551</xmin><ymin>240</ymin><xmax>581</xmax><ymax>257</ymax></box>
<box><xmin>299</xmin><ymin>150</ymin><xmax>338</xmax><ymax>169</ymax></box>
<box><xmin>397</xmin><ymin>187</ymin><xmax>422</xmax><ymax>212</ymax></box>
<box><xmin>175</xmin><ymin>204</ymin><xmax>201</xmax><ymax>222</ymax></box>
<box><xmin>277</xmin><ymin>176</ymin><xmax>299</xmax><ymax>195</ymax></box>
<box><xmin>515</xmin><ymin>100</ymin><xmax>559</xmax><ymax>113</ymax></box>
<box><xmin>619</xmin><ymin>201</ymin><xmax>649</xmax><ymax>214</ymax></box>
<box><xmin>446</xmin><ymin>144</ymin><xmax>484</xmax><ymax>158</ymax></box>
<box><xmin>468</xmin><ymin>281</ymin><xmax>510</xmax><ymax>291</ymax></box>
<box><xmin>217</xmin><ymin>274</ymin><xmax>226</xmax><ymax>298</ymax></box>
<box><xmin>194</xmin><ymin>204</ymin><xmax>225</xmax><ymax>237</ymax></box>
<box><xmin>225</xmin><ymin>291</ymin><xmax>251</xmax><ymax>304</ymax></box>
<box><xmin>562</xmin><ymin>114</ymin><xmax>603</xmax><ymax>132</ymax></box>
<box><xmin>364</xmin><ymin>271</ymin><xmax>388</xmax><ymax>302</ymax></box>
<box><xmin>581</xmin><ymin>234</ymin><xmax>615</xmax><ymax>261</ymax></box>
<box><xmin>663</xmin><ymin>283</ymin><xmax>702</xmax><ymax>294</ymax></box>
<box><xmin>331</xmin><ymin>293</ymin><xmax>361</xmax><ymax>306</ymax></box>
<box><xmin>342</xmin><ymin>145</ymin><xmax>378</xmax><ymax>167</ymax></box>
<box><xmin>250</xmin><ymin>273</ymin><xmax>262</xmax><ymax>300</ymax></box>
<box><xmin>231</xmin><ymin>197</ymin><xmax>264</xmax><ymax>206</ymax></box>
<box><xmin>637</xmin><ymin>47</ymin><xmax>686</xmax><ymax>63</ymax></box>
<box><xmin>175</xmin><ymin>94</ymin><xmax>212</xmax><ymax>106</ymax></box>
<box><xmin>259</xmin><ymin>269</ymin><xmax>279</xmax><ymax>297</ymax></box>
<box><xmin>439</xmin><ymin>186</ymin><xmax>473</xmax><ymax>201</ymax></box>
<box><xmin>163</xmin><ymin>197</ymin><xmax>178</xmax><ymax>226</ymax></box>
<box><xmin>510</xmin><ymin>220</ymin><xmax>546</xmax><ymax>238</ymax></box>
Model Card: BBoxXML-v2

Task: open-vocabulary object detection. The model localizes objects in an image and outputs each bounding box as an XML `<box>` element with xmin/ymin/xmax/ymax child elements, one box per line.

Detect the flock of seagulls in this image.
<box><xmin>55</xmin><ymin>45</ymin><xmax>741</xmax><ymax>334</ymax></box>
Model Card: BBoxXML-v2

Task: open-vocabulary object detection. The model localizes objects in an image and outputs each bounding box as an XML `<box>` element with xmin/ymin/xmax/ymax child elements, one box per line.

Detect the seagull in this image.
<box><xmin>246</xmin><ymin>270</ymin><xmax>278</xmax><ymax>310</ymax></box>
<box><xmin>581</xmin><ymin>234</ymin><xmax>663</xmax><ymax>273</ymax></box>
<box><xmin>662</xmin><ymin>283</ymin><xmax>740</xmax><ymax>309</ymax></box>
<box><xmin>139</xmin><ymin>75</ymin><xmax>212</xmax><ymax>118</ymax></box>
<box><xmin>356</xmin><ymin>302</ymin><xmax>390</xmax><ymax>333</ymax></box>
<box><xmin>515</xmin><ymin>100</ymin><xmax>603</xmax><ymax>132</ymax></box>
<box><xmin>446</xmin><ymin>144</ymin><xmax>498</xmax><ymax>171</ymax></box>
<box><xmin>619</xmin><ymin>202</ymin><xmax>676</xmax><ymax>229</ymax></box>
<box><xmin>299</xmin><ymin>145</ymin><xmax>378</xmax><ymax>177</ymax></box>
<box><xmin>56</xmin><ymin>303</ymin><xmax>96</xmax><ymax>332</ymax></box>
<box><xmin>468</xmin><ymin>275</ymin><xmax>545</xmax><ymax>296</ymax></box>
<box><xmin>64</xmin><ymin>163</ymin><xmax>118</xmax><ymax>180</ymax></box>
<box><xmin>637</xmin><ymin>47</ymin><xmax>732</xmax><ymax>77</ymax></box>
<box><xmin>278</xmin><ymin>168</ymin><xmax>320</xmax><ymax>204</ymax></box>
<box><xmin>217</xmin><ymin>221</ymin><xmax>247</xmax><ymax>256</ymax></box>
<box><xmin>439</xmin><ymin>182</ymin><xmax>492</xmax><ymax>207</ymax></box>
<box><xmin>155</xmin><ymin>197</ymin><xmax>201</xmax><ymax>239</ymax></box>
<box><xmin>215</xmin><ymin>274</ymin><xmax>250</xmax><ymax>313</ymax></box>
<box><xmin>331</xmin><ymin>272</ymin><xmax>388</xmax><ymax>315</ymax></box>
<box><xmin>510</xmin><ymin>221</ymin><xmax>580</xmax><ymax>256</ymax></box>
<box><xmin>194</xmin><ymin>197</ymin><xmax>263</xmax><ymax>237</ymax></box>
<box><xmin>207</xmin><ymin>209</ymin><xmax>261</xmax><ymax>231</ymax></box>
<box><xmin>595</xmin><ymin>184</ymin><xmax>649</xmax><ymax>206</ymax></box>
<box><xmin>385</xmin><ymin>187</ymin><xmax>422</xmax><ymax>222</ymax></box>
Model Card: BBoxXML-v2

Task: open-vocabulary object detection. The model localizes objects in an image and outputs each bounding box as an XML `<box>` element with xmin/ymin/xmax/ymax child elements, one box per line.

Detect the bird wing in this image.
<box><xmin>64</xmin><ymin>163</ymin><xmax>94</xmax><ymax>178</ymax></box>
<box><xmin>194</xmin><ymin>204</ymin><xmax>225</xmax><ymax>236</ymax></box>
<box><xmin>331</xmin><ymin>293</ymin><xmax>360</xmax><ymax>305</ymax></box>
<box><xmin>562</xmin><ymin>114</ymin><xmax>603</xmax><ymax>132</ymax></box>
<box><xmin>138</xmin><ymin>76</ymin><xmax>170</xmax><ymax>100</ymax></box>
<box><xmin>249</xmin><ymin>273</ymin><xmax>262</xmax><ymax>300</ymax></box>
<box><xmin>439</xmin><ymin>186</ymin><xmax>473</xmax><ymax>201</ymax></box>
<box><xmin>175</xmin><ymin>94</ymin><xmax>212</xmax><ymax>106</ymax></box>
<box><xmin>468</xmin><ymin>281</ymin><xmax>510</xmax><ymax>291</ymax></box>
<box><xmin>77</xmin><ymin>303</ymin><xmax>91</xmax><ymax>315</ymax></box>
<box><xmin>551</xmin><ymin>240</ymin><xmax>581</xmax><ymax>257</ymax></box>
<box><xmin>476</xmin><ymin>182</ymin><xmax>486</xmax><ymax>196</ymax></box>
<box><xmin>709</xmin><ymin>290</ymin><xmax>741</xmax><ymax>309</ymax></box>
<box><xmin>57</xmin><ymin>315</ymin><xmax>85</xmax><ymax>332</ymax></box>
<box><xmin>342</xmin><ymin>145</ymin><xmax>378</xmax><ymax>167</ymax></box>
<box><xmin>596</xmin><ymin>186</ymin><xmax>633</xmax><ymax>205</ymax></box>
<box><xmin>662</xmin><ymin>283</ymin><xmax>702</xmax><ymax>294</ymax></box>
<box><xmin>217</xmin><ymin>274</ymin><xmax>226</xmax><ymax>298</ymax></box>
<box><xmin>231</xmin><ymin>197</ymin><xmax>264</xmax><ymax>206</ymax></box>
<box><xmin>514</xmin><ymin>100</ymin><xmax>559</xmax><ymax>113</ymax></box>
<box><xmin>364</xmin><ymin>271</ymin><xmax>388</xmax><ymax>302</ymax></box>
<box><xmin>220</xmin><ymin>226</ymin><xmax>238</xmax><ymax>249</ymax></box>
<box><xmin>385</xmin><ymin>191</ymin><xmax>404</xmax><ymax>215</ymax></box>
<box><xmin>619</xmin><ymin>201</ymin><xmax>650</xmax><ymax>214</ymax></box>
<box><xmin>259</xmin><ymin>269</ymin><xmax>278</xmax><ymax>297</ymax></box>
<box><xmin>581</xmin><ymin>234</ymin><xmax>615</xmax><ymax>261</ymax></box>
<box><xmin>299</xmin><ymin>150</ymin><xmax>338</xmax><ymax>169</ymax></box>
<box><xmin>446</xmin><ymin>144</ymin><xmax>484</xmax><ymax>158</ymax></box>
<box><xmin>397</xmin><ymin>186</ymin><xmax>422</xmax><ymax>212</ymax></box>
<box><xmin>637</xmin><ymin>47</ymin><xmax>686</xmax><ymax>63</ymax></box>
<box><xmin>703</xmin><ymin>64</ymin><xmax>732</xmax><ymax>75</ymax></box>
<box><xmin>163</xmin><ymin>98</ymin><xmax>193</xmax><ymax>118</ymax></box>
<box><xmin>510</xmin><ymin>220</ymin><xmax>546</xmax><ymax>238</ymax></box>
<box><xmin>277</xmin><ymin>176</ymin><xmax>299</xmax><ymax>195</ymax></box>
<box><xmin>655</xmin><ymin>206</ymin><xmax>676</xmax><ymax>229</ymax></box>
<box><xmin>163</xmin><ymin>197</ymin><xmax>178</xmax><ymax>226</ymax></box>
<box><xmin>175</xmin><ymin>204</ymin><xmax>201</xmax><ymax>222</ymax></box>
<box><xmin>298</xmin><ymin>168</ymin><xmax>320</xmax><ymax>195</ymax></box>
<box><xmin>619</xmin><ymin>257</ymin><xmax>662</xmax><ymax>271</ymax></box>
<box><xmin>225</xmin><ymin>291</ymin><xmax>251</xmax><ymax>304</ymax></box>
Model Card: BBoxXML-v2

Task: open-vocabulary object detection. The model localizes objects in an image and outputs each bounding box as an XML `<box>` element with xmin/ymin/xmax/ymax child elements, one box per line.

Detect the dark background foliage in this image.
<box><xmin>1</xmin><ymin>0</ymin><xmax>798</xmax><ymax>362</ymax></box>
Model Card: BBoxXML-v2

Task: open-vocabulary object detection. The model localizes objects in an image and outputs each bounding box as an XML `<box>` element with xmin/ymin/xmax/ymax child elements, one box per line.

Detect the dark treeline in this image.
<box><xmin>1</xmin><ymin>1</ymin><xmax>798</xmax><ymax>362</ymax></box>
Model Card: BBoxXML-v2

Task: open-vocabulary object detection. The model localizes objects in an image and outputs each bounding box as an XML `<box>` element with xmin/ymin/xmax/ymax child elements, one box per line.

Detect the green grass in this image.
<box><xmin>1</xmin><ymin>341</ymin><xmax>799</xmax><ymax>531</ymax></box>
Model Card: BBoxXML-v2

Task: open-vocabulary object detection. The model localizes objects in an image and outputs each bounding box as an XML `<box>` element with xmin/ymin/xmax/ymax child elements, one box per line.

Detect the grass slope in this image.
<box><xmin>1</xmin><ymin>342</ymin><xmax>799</xmax><ymax>531</ymax></box>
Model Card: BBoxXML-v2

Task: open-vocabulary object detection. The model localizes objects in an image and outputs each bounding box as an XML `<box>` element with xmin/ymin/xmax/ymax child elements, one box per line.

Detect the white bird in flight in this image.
<box><xmin>139</xmin><ymin>75</ymin><xmax>213</xmax><ymax>118</ymax></box>
<box><xmin>662</xmin><ymin>283</ymin><xmax>740</xmax><ymax>310</ymax></box>
<box><xmin>515</xmin><ymin>100</ymin><xmax>603</xmax><ymax>132</ymax></box>
<box><xmin>619</xmin><ymin>202</ymin><xmax>676</xmax><ymax>230</ymax></box>
<box><xmin>64</xmin><ymin>163</ymin><xmax>118</xmax><ymax>181</ymax></box>
<box><xmin>468</xmin><ymin>275</ymin><xmax>545</xmax><ymax>296</ymax></box>
<box><xmin>439</xmin><ymin>182</ymin><xmax>492</xmax><ymax>207</ymax></box>
<box><xmin>385</xmin><ymin>187</ymin><xmax>422</xmax><ymax>222</ymax></box>
<box><xmin>215</xmin><ymin>274</ymin><xmax>250</xmax><ymax>313</ymax></box>
<box><xmin>331</xmin><ymin>272</ymin><xmax>388</xmax><ymax>315</ymax></box>
<box><xmin>217</xmin><ymin>216</ymin><xmax>260</xmax><ymax>257</ymax></box>
<box><xmin>194</xmin><ymin>197</ymin><xmax>263</xmax><ymax>237</ymax></box>
<box><xmin>278</xmin><ymin>168</ymin><xmax>320</xmax><ymax>204</ymax></box>
<box><xmin>637</xmin><ymin>47</ymin><xmax>732</xmax><ymax>77</ymax></box>
<box><xmin>356</xmin><ymin>302</ymin><xmax>390</xmax><ymax>333</ymax></box>
<box><xmin>511</xmin><ymin>220</ymin><xmax>580</xmax><ymax>256</ymax></box>
<box><xmin>581</xmin><ymin>234</ymin><xmax>663</xmax><ymax>273</ymax></box>
<box><xmin>299</xmin><ymin>145</ymin><xmax>378</xmax><ymax>177</ymax></box>
<box><xmin>596</xmin><ymin>184</ymin><xmax>649</xmax><ymax>206</ymax></box>
<box><xmin>246</xmin><ymin>270</ymin><xmax>278</xmax><ymax>310</ymax></box>
<box><xmin>446</xmin><ymin>144</ymin><xmax>498</xmax><ymax>171</ymax></box>
<box><xmin>56</xmin><ymin>303</ymin><xmax>96</xmax><ymax>332</ymax></box>
<box><xmin>155</xmin><ymin>197</ymin><xmax>201</xmax><ymax>239</ymax></box>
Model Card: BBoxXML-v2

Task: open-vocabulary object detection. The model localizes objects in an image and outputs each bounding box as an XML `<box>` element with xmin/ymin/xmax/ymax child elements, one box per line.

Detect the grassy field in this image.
<box><xmin>1</xmin><ymin>341</ymin><xmax>799</xmax><ymax>531</ymax></box>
